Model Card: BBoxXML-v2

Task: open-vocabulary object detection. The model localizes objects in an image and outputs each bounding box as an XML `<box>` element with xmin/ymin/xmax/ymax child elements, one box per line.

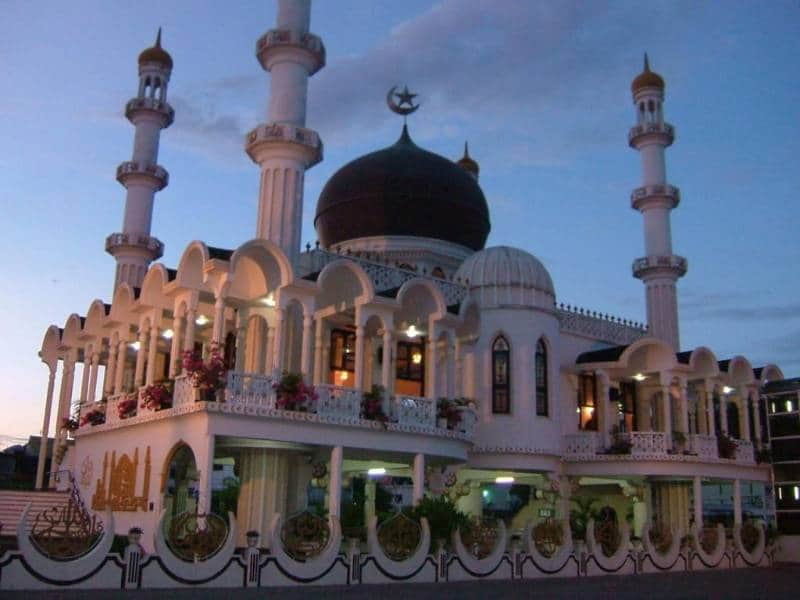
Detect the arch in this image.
<box><xmin>39</xmin><ymin>325</ymin><xmax>62</xmax><ymax>370</ymax></box>
<box><xmin>110</xmin><ymin>283</ymin><xmax>136</xmax><ymax>323</ymax></box>
<box><xmin>758</xmin><ymin>364</ymin><xmax>783</xmax><ymax>384</ymax></box>
<box><xmin>491</xmin><ymin>334</ymin><xmax>511</xmax><ymax>414</ymax></box>
<box><xmin>229</xmin><ymin>238</ymin><xmax>293</xmax><ymax>300</ymax></box>
<box><xmin>395</xmin><ymin>278</ymin><xmax>446</xmax><ymax>327</ymax></box>
<box><xmin>176</xmin><ymin>241</ymin><xmax>212</xmax><ymax>289</ymax></box>
<box><xmin>687</xmin><ymin>346</ymin><xmax>719</xmax><ymax>379</ymax></box>
<box><xmin>160</xmin><ymin>440</ymin><xmax>193</xmax><ymax>493</ymax></box>
<box><xmin>727</xmin><ymin>355</ymin><xmax>754</xmax><ymax>386</ymax></box>
<box><xmin>83</xmin><ymin>299</ymin><xmax>108</xmax><ymax>337</ymax></box>
<box><xmin>456</xmin><ymin>298</ymin><xmax>480</xmax><ymax>342</ymax></box>
<box><xmin>61</xmin><ymin>313</ymin><xmax>84</xmax><ymax>348</ymax></box>
<box><xmin>619</xmin><ymin>337</ymin><xmax>677</xmax><ymax>373</ymax></box>
<box><xmin>535</xmin><ymin>336</ymin><xmax>549</xmax><ymax>417</ymax></box>
<box><xmin>316</xmin><ymin>259</ymin><xmax>373</xmax><ymax>312</ymax></box>
<box><xmin>139</xmin><ymin>263</ymin><xmax>172</xmax><ymax>308</ymax></box>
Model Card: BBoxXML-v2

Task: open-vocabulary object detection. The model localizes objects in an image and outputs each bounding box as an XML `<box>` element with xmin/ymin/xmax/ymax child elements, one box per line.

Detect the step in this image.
<box><xmin>0</xmin><ymin>490</ymin><xmax>72</xmax><ymax>538</ymax></box>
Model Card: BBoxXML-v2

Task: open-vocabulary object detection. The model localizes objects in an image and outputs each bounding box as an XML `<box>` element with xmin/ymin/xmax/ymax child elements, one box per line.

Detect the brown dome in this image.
<box><xmin>138</xmin><ymin>29</ymin><xmax>173</xmax><ymax>69</ymax></box>
<box><xmin>631</xmin><ymin>54</ymin><xmax>664</xmax><ymax>94</ymax></box>
<box><xmin>456</xmin><ymin>142</ymin><xmax>479</xmax><ymax>177</ymax></box>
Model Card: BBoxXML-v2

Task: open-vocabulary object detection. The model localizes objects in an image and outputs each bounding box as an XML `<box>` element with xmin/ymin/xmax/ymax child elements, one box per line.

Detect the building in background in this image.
<box><xmin>764</xmin><ymin>377</ymin><xmax>800</xmax><ymax>534</ymax></box>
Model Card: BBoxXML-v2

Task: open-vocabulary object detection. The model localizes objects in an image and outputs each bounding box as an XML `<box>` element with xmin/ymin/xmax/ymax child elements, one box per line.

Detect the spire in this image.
<box><xmin>464</xmin><ymin>141</ymin><xmax>471</xmax><ymax>158</ymax></box>
<box><xmin>643</xmin><ymin>52</ymin><xmax>651</xmax><ymax>72</ymax></box>
<box><xmin>138</xmin><ymin>27</ymin><xmax>173</xmax><ymax>69</ymax></box>
<box><xmin>155</xmin><ymin>27</ymin><xmax>162</xmax><ymax>48</ymax></box>
<box><xmin>457</xmin><ymin>140</ymin><xmax>479</xmax><ymax>179</ymax></box>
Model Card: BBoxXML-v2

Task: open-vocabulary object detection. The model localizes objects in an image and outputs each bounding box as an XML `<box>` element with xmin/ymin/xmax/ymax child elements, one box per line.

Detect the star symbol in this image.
<box><xmin>395</xmin><ymin>85</ymin><xmax>417</xmax><ymax>107</ymax></box>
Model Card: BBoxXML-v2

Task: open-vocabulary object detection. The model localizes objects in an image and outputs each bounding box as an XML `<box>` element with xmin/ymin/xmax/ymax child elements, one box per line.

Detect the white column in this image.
<box><xmin>35</xmin><ymin>366</ymin><xmax>57</xmax><ymax>490</ymax></box>
<box><xmin>353</xmin><ymin>323</ymin><xmax>365</xmax><ymax>391</ymax></box>
<box><xmin>733</xmin><ymin>479</ymin><xmax>742</xmax><ymax>526</ymax></box>
<box><xmin>445</xmin><ymin>337</ymin><xmax>456</xmax><ymax>399</ymax></box>
<box><xmin>596</xmin><ymin>371</ymin><xmax>610</xmax><ymax>447</ymax></box>
<box><xmin>145</xmin><ymin>324</ymin><xmax>160</xmax><ymax>385</ymax></box>
<box><xmin>719</xmin><ymin>390</ymin><xmax>729</xmax><ymax>436</ymax></box>
<box><xmin>693</xmin><ymin>476</ymin><xmax>703</xmax><ymax>528</ymax></box>
<box><xmin>114</xmin><ymin>339</ymin><xmax>127</xmax><ymax>394</ymax></box>
<box><xmin>661</xmin><ymin>384</ymin><xmax>672</xmax><ymax>437</ymax></box>
<box><xmin>212</xmin><ymin>296</ymin><xmax>226</xmax><ymax>345</ymax></box>
<box><xmin>87</xmin><ymin>351</ymin><xmax>101</xmax><ymax>404</ymax></box>
<box><xmin>133</xmin><ymin>328</ymin><xmax>147</xmax><ymax>387</ymax></box>
<box><xmin>425</xmin><ymin>333</ymin><xmax>437</xmax><ymax>399</ymax></box>
<box><xmin>678</xmin><ymin>383</ymin><xmax>690</xmax><ymax>433</ymax></box>
<box><xmin>413</xmin><ymin>453</ymin><xmax>425</xmax><ymax>505</ymax></box>
<box><xmin>265</xmin><ymin>325</ymin><xmax>275</xmax><ymax>375</ymax></box>
<box><xmin>300</xmin><ymin>313</ymin><xmax>313</xmax><ymax>381</ymax></box>
<box><xmin>169</xmin><ymin>313</ymin><xmax>184</xmax><ymax>378</ymax></box>
<box><xmin>739</xmin><ymin>387</ymin><xmax>751</xmax><ymax>442</ymax></box>
<box><xmin>235</xmin><ymin>308</ymin><xmax>249</xmax><ymax>372</ymax></box>
<box><xmin>57</xmin><ymin>356</ymin><xmax>76</xmax><ymax>429</ymax></box>
<box><xmin>313</xmin><ymin>318</ymin><xmax>324</xmax><ymax>384</ymax></box>
<box><xmin>183</xmin><ymin>307</ymin><xmax>197</xmax><ymax>359</ymax></box>
<box><xmin>196</xmin><ymin>434</ymin><xmax>216</xmax><ymax>515</ymax></box>
<box><xmin>78</xmin><ymin>348</ymin><xmax>92</xmax><ymax>405</ymax></box>
<box><xmin>271</xmin><ymin>308</ymin><xmax>285</xmax><ymax>374</ymax></box>
<box><xmin>105</xmin><ymin>341</ymin><xmax>118</xmax><ymax>396</ymax></box>
<box><xmin>704</xmin><ymin>383</ymin><xmax>716</xmax><ymax>437</ymax></box>
<box><xmin>328</xmin><ymin>445</ymin><xmax>343</xmax><ymax>520</ymax></box>
<box><xmin>454</xmin><ymin>338</ymin><xmax>463</xmax><ymax>398</ymax></box>
<box><xmin>750</xmin><ymin>389</ymin><xmax>762</xmax><ymax>446</ymax></box>
<box><xmin>381</xmin><ymin>330</ymin><xmax>393</xmax><ymax>393</ymax></box>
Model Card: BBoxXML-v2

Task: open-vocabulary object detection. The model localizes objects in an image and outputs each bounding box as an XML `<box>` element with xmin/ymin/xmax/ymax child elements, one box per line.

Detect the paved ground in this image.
<box><xmin>5</xmin><ymin>565</ymin><xmax>800</xmax><ymax>599</ymax></box>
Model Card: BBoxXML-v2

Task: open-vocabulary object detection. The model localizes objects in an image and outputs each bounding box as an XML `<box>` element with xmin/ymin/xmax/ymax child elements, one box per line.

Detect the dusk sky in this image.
<box><xmin>1</xmin><ymin>0</ymin><xmax>798</xmax><ymax>444</ymax></box>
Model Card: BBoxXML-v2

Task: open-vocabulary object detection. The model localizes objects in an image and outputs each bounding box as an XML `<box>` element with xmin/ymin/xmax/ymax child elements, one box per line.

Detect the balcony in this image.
<box><xmin>105</xmin><ymin>232</ymin><xmax>164</xmax><ymax>260</ymax></box>
<box><xmin>245</xmin><ymin>122</ymin><xmax>323</xmax><ymax>167</ymax></box>
<box><xmin>256</xmin><ymin>28</ymin><xmax>325</xmax><ymax>74</ymax></box>
<box><xmin>632</xmin><ymin>254</ymin><xmax>688</xmax><ymax>280</ymax></box>
<box><xmin>116</xmin><ymin>160</ymin><xmax>169</xmax><ymax>190</ymax></box>
<box><xmin>124</xmin><ymin>97</ymin><xmax>174</xmax><ymax>126</ymax></box>
<box><xmin>630</xmin><ymin>184</ymin><xmax>680</xmax><ymax>211</ymax></box>
<box><xmin>81</xmin><ymin>373</ymin><xmax>476</xmax><ymax>443</ymax></box>
<box><xmin>627</xmin><ymin>122</ymin><xmax>674</xmax><ymax>147</ymax></box>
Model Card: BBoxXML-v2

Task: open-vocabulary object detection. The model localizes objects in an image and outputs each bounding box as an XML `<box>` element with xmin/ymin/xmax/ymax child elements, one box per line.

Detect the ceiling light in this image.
<box><xmin>406</xmin><ymin>324</ymin><xmax>419</xmax><ymax>338</ymax></box>
<box><xmin>196</xmin><ymin>314</ymin><xmax>209</xmax><ymax>326</ymax></box>
<box><xmin>338</xmin><ymin>370</ymin><xmax>349</xmax><ymax>382</ymax></box>
<box><xmin>129</xmin><ymin>341</ymin><xmax>141</xmax><ymax>351</ymax></box>
<box><xmin>632</xmin><ymin>373</ymin><xmax>646</xmax><ymax>382</ymax></box>
<box><xmin>262</xmin><ymin>293</ymin><xmax>276</xmax><ymax>307</ymax></box>
<box><xmin>162</xmin><ymin>328</ymin><xmax>174</xmax><ymax>339</ymax></box>
<box><xmin>367</xmin><ymin>467</ymin><xmax>386</xmax><ymax>476</ymax></box>
<box><xmin>495</xmin><ymin>476</ymin><xmax>514</xmax><ymax>485</ymax></box>
<box><xmin>722</xmin><ymin>386</ymin><xmax>734</xmax><ymax>395</ymax></box>
<box><xmin>411</xmin><ymin>351</ymin><xmax>423</xmax><ymax>365</ymax></box>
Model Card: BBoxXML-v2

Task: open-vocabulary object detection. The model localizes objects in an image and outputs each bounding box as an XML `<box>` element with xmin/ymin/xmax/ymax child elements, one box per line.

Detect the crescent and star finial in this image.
<box><xmin>387</xmin><ymin>85</ymin><xmax>420</xmax><ymax>116</ymax></box>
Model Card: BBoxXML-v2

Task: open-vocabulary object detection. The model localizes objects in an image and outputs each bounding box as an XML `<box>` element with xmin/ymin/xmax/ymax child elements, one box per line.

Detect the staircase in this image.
<box><xmin>0</xmin><ymin>489</ymin><xmax>70</xmax><ymax>538</ymax></box>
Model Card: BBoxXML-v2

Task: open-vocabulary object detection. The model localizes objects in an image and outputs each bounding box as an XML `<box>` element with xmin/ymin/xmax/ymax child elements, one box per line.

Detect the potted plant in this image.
<box><xmin>605</xmin><ymin>425</ymin><xmax>632</xmax><ymax>455</ymax></box>
<box><xmin>362</xmin><ymin>385</ymin><xmax>388</xmax><ymax>426</ymax></box>
<box><xmin>117</xmin><ymin>394</ymin><xmax>138</xmax><ymax>419</ymax></box>
<box><xmin>437</xmin><ymin>398</ymin><xmax>463</xmax><ymax>430</ymax></box>
<box><xmin>80</xmin><ymin>406</ymin><xmax>106</xmax><ymax>427</ymax></box>
<box><xmin>61</xmin><ymin>417</ymin><xmax>79</xmax><ymax>432</ymax></box>
<box><xmin>183</xmin><ymin>343</ymin><xmax>227</xmax><ymax>401</ymax></box>
<box><xmin>273</xmin><ymin>372</ymin><xmax>317</xmax><ymax>411</ymax></box>
<box><xmin>405</xmin><ymin>495</ymin><xmax>470</xmax><ymax>552</ymax></box>
<box><xmin>672</xmin><ymin>430</ymin><xmax>687</xmax><ymax>453</ymax></box>
<box><xmin>140</xmin><ymin>382</ymin><xmax>173</xmax><ymax>411</ymax></box>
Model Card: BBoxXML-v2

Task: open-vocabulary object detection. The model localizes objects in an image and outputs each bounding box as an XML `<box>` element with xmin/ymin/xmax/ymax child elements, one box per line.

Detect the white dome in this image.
<box><xmin>455</xmin><ymin>246</ymin><xmax>555</xmax><ymax>309</ymax></box>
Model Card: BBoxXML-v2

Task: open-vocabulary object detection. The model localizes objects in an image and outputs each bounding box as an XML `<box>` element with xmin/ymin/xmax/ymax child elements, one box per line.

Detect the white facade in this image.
<box><xmin>31</xmin><ymin>0</ymin><xmax>784</xmax><ymax>568</ymax></box>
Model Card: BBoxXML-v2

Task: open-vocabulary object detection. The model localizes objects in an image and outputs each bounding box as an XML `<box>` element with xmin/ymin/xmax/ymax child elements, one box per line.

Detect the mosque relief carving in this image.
<box><xmin>92</xmin><ymin>446</ymin><xmax>152</xmax><ymax>512</ymax></box>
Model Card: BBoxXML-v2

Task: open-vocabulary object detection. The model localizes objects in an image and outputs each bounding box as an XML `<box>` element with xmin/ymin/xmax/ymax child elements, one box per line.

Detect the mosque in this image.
<box><xmin>33</xmin><ymin>0</ymin><xmax>781</xmax><ymax>553</ymax></box>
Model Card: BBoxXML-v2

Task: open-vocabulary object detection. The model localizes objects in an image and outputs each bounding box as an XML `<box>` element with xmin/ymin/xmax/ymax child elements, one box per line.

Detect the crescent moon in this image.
<box><xmin>386</xmin><ymin>85</ymin><xmax>419</xmax><ymax>116</ymax></box>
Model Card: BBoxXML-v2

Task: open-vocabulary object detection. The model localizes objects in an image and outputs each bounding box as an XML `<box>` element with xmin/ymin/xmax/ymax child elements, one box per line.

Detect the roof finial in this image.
<box><xmin>155</xmin><ymin>27</ymin><xmax>162</xmax><ymax>48</ymax></box>
<box><xmin>463</xmin><ymin>141</ymin><xmax>470</xmax><ymax>158</ymax></box>
<box><xmin>643</xmin><ymin>52</ymin><xmax>651</xmax><ymax>72</ymax></box>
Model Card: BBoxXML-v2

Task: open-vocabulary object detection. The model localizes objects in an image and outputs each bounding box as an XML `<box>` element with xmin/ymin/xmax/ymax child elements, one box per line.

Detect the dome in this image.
<box><xmin>314</xmin><ymin>125</ymin><xmax>490</xmax><ymax>251</ymax></box>
<box><xmin>455</xmin><ymin>246</ymin><xmax>555</xmax><ymax>309</ymax></box>
<box><xmin>456</xmin><ymin>142</ymin><xmax>479</xmax><ymax>178</ymax></box>
<box><xmin>631</xmin><ymin>53</ymin><xmax>664</xmax><ymax>94</ymax></box>
<box><xmin>138</xmin><ymin>29</ymin><xmax>173</xmax><ymax>69</ymax></box>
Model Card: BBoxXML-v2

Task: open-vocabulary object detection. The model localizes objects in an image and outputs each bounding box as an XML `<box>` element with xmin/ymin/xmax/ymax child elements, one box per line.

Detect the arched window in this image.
<box><xmin>535</xmin><ymin>338</ymin><xmax>548</xmax><ymax>416</ymax></box>
<box><xmin>492</xmin><ymin>336</ymin><xmax>510</xmax><ymax>414</ymax></box>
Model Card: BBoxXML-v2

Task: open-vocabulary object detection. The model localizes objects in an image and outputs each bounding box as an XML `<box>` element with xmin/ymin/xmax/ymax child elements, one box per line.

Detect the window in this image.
<box><xmin>492</xmin><ymin>336</ymin><xmax>511</xmax><ymax>414</ymax></box>
<box><xmin>396</xmin><ymin>340</ymin><xmax>425</xmax><ymax>382</ymax></box>
<box><xmin>616</xmin><ymin>381</ymin><xmax>637</xmax><ymax>433</ymax></box>
<box><xmin>330</xmin><ymin>329</ymin><xmax>356</xmax><ymax>372</ymax></box>
<box><xmin>535</xmin><ymin>339</ymin><xmax>548</xmax><ymax>416</ymax></box>
<box><xmin>577</xmin><ymin>373</ymin><xmax>597</xmax><ymax>430</ymax></box>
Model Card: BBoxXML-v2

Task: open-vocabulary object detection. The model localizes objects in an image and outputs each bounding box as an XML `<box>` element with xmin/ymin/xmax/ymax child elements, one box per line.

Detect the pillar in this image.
<box><xmin>183</xmin><ymin>307</ymin><xmax>197</xmax><ymax>360</ymax></box>
<box><xmin>264</xmin><ymin>325</ymin><xmax>275</xmax><ymax>375</ymax></box>
<box><xmin>169</xmin><ymin>313</ymin><xmax>184</xmax><ymax>377</ymax></box>
<box><xmin>87</xmin><ymin>351</ymin><xmax>101</xmax><ymax>404</ymax></box>
<box><xmin>196</xmin><ymin>434</ymin><xmax>216</xmax><ymax>515</ymax></box>
<box><xmin>235</xmin><ymin>308</ymin><xmax>249</xmax><ymax>372</ymax></box>
<box><xmin>145</xmin><ymin>323</ymin><xmax>160</xmax><ymax>385</ymax></box>
<box><xmin>660</xmin><ymin>384</ymin><xmax>672</xmax><ymax>437</ymax></box>
<box><xmin>693</xmin><ymin>476</ymin><xmax>703</xmax><ymax>528</ymax></box>
<box><xmin>328</xmin><ymin>445</ymin><xmax>343</xmax><ymax>520</ymax></box>
<box><xmin>114</xmin><ymin>339</ymin><xmax>127</xmax><ymax>394</ymax></box>
<box><xmin>381</xmin><ymin>329</ymin><xmax>393</xmax><ymax>397</ymax></box>
<box><xmin>719</xmin><ymin>391</ymin><xmax>728</xmax><ymax>436</ymax></box>
<box><xmin>739</xmin><ymin>387</ymin><xmax>751</xmax><ymax>442</ymax></box>
<box><xmin>750</xmin><ymin>389</ymin><xmax>762</xmax><ymax>446</ymax></box>
<box><xmin>35</xmin><ymin>367</ymin><xmax>57</xmax><ymax>490</ymax></box>
<box><xmin>133</xmin><ymin>328</ymin><xmax>147</xmax><ymax>387</ymax></box>
<box><xmin>445</xmin><ymin>337</ymin><xmax>456</xmax><ymax>399</ymax></box>
<box><xmin>425</xmin><ymin>330</ymin><xmax>437</xmax><ymax>399</ymax></box>
<box><xmin>78</xmin><ymin>348</ymin><xmax>92</xmax><ymax>405</ymax></box>
<box><xmin>57</xmin><ymin>355</ymin><xmax>77</xmax><ymax>430</ymax></box>
<box><xmin>678</xmin><ymin>382</ymin><xmax>689</xmax><ymax>433</ymax></box>
<box><xmin>353</xmin><ymin>323</ymin><xmax>365</xmax><ymax>391</ymax></box>
<box><xmin>212</xmin><ymin>296</ymin><xmax>226</xmax><ymax>345</ymax></box>
<box><xmin>300</xmin><ymin>313</ymin><xmax>313</xmax><ymax>380</ymax></box>
<box><xmin>271</xmin><ymin>307</ymin><xmax>285</xmax><ymax>374</ymax></box>
<box><xmin>105</xmin><ymin>340</ymin><xmax>118</xmax><ymax>396</ymax></box>
<box><xmin>733</xmin><ymin>479</ymin><xmax>742</xmax><ymax>526</ymax></box>
<box><xmin>596</xmin><ymin>371</ymin><xmax>610</xmax><ymax>447</ymax></box>
<box><xmin>412</xmin><ymin>453</ymin><xmax>425</xmax><ymax>505</ymax></box>
<box><xmin>313</xmin><ymin>318</ymin><xmax>324</xmax><ymax>384</ymax></box>
<box><xmin>454</xmin><ymin>338</ymin><xmax>463</xmax><ymax>398</ymax></box>
<box><xmin>704</xmin><ymin>383</ymin><xmax>716</xmax><ymax>437</ymax></box>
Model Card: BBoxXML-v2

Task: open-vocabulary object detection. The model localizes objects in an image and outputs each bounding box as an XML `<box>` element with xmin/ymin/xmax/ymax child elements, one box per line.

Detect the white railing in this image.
<box><xmin>734</xmin><ymin>439</ymin><xmax>755</xmax><ymax>463</ymax></box>
<box><xmin>391</xmin><ymin>394</ymin><xmax>437</xmax><ymax>429</ymax></box>
<box><xmin>623</xmin><ymin>431</ymin><xmax>669</xmax><ymax>456</ymax></box>
<box><xmin>224</xmin><ymin>372</ymin><xmax>275</xmax><ymax>407</ymax></box>
<box><xmin>316</xmin><ymin>384</ymin><xmax>362</xmax><ymax>419</ymax></box>
<box><xmin>688</xmin><ymin>434</ymin><xmax>718</xmax><ymax>459</ymax></box>
<box><xmin>455</xmin><ymin>406</ymin><xmax>478</xmax><ymax>437</ymax></box>
<box><xmin>173</xmin><ymin>375</ymin><xmax>196</xmax><ymax>407</ymax></box>
<box><xmin>564</xmin><ymin>432</ymin><xmax>601</xmax><ymax>457</ymax></box>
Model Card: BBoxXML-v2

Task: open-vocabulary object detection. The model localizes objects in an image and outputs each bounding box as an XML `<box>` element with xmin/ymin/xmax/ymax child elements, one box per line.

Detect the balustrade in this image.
<box><xmin>564</xmin><ymin>432</ymin><xmax>601</xmax><ymax>457</ymax></box>
<box><xmin>688</xmin><ymin>434</ymin><xmax>717</xmax><ymax>459</ymax></box>
<box><xmin>224</xmin><ymin>372</ymin><xmax>275</xmax><ymax>407</ymax></box>
<box><xmin>623</xmin><ymin>431</ymin><xmax>669</xmax><ymax>456</ymax></box>
<box><xmin>390</xmin><ymin>394</ymin><xmax>437</xmax><ymax>429</ymax></box>
<box><xmin>734</xmin><ymin>439</ymin><xmax>755</xmax><ymax>463</ymax></box>
<box><xmin>316</xmin><ymin>384</ymin><xmax>361</xmax><ymax>419</ymax></box>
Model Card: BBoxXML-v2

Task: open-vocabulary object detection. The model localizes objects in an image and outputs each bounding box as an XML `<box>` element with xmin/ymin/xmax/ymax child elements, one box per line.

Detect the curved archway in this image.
<box><xmin>161</xmin><ymin>443</ymin><xmax>199</xmax><ymax>519</ymax></box>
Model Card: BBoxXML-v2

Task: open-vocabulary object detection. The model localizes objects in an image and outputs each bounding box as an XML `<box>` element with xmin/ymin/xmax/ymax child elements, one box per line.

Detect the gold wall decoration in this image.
<box><xmin>92</xmin><ymin>446</ymin><xmax>151</xmax><ymax>512</ymax></box>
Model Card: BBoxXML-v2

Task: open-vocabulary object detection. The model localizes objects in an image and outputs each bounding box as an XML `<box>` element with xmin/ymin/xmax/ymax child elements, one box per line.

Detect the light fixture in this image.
<box><xmin>129</xmin><ymin>341</ymin><xmax>141</xmax><ymax>351</ymax></box>
<box><xmin>338</xmin><ymin>370</ymin><xmax>349</xmax><ymax>382</ymax></box>
<box><xmin>367</xmin><ymin>467</ymin><xmax>386</xmax><ymax>476</ymax></box>
<box><xmin>411</xmin><ymin>350</ymin><xmax>423</xmax><ymax>365</ymax></box>
<box><xmin>495</xmin><ymin>476</ymin><xmax>514</xmax><ymax>485</ymax></box>
<box><xmin>196</xmin><ymin>314</ymin><xmax>209</xmax><ymax>326</ymax></box>
<box><xmin>576</xmin><ymin>407</ymin><xmax>581</xmax><ymax>414</ymax></box>
<box><xmin>786</xmin><ymin>400</ymin><xmax>794</xmax><ymax>413</ymax></box>
<box><xmin>406</xmin><ymin>324</ymin><xmax>420</xmax><ymax>338</ymax></box>
<box><xmin>162</xmin><ymin>328</ymin><xmax>174</xmax><ymax>339</ymax></box>
<box><xmin>482</xmin><ymin>489</ymin><xmax>489</xmax><ymax>498</ymax></box>
<box><xmin>778</xmin><ymin>487</ymin><xmax>783</xmax><ymax>500</ymax></box>
<box><xmin>262</xmin><ymin>293</ymin><xmax>276</xmax><ymax>307</ymax></box>
<box><xmin>632</xmin><ymin>373</ymin><xmax>646</xmax><ymax>382</ymax></box>
<box><xmin>722</xmin><ymin>386</ymin><xmax>734</xmax><ymax>395</ymax></box>
<box><xmin>795</xmin><ymin>486</ymin><xmax>799</xmax><ymax>501</ymax></box>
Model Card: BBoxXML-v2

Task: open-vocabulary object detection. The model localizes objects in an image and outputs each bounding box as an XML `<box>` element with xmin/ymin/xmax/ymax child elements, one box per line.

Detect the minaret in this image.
<box><xmin>246</xmin><ymin>0</ymin><xmax>324</xmax><ymax>266</ymax></box>
<box><xmin>106</xmin><ymin>30</ymin><xmax>173</xmax><ymax>292</ymax></box>
<box><xmin>628</xmin><ymin>55</ymin><xmax>687</xmax><ymax>350</ymax></box>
